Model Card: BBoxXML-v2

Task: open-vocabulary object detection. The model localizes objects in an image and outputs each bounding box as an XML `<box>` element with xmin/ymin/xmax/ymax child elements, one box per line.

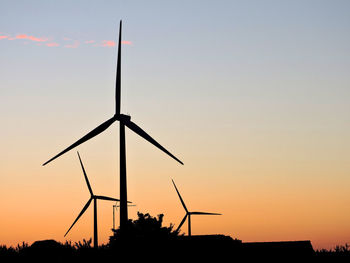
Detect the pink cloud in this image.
<box><xmin>2</xmin><ymin>32</ymin><xmax>132</xmax><ymax>49</ymax></box>
<box><xmin>16</xmin><ymin>34</ymin><xmax>48</xmax><ymax>42</ymax></box>
<box><xmin>102</xmin><ymin>40</ymin><xmax>116</xmax><ymax>47</ymax></box>
<box><xmin>46</xmin><ymin>42</ymin><xmax>59</xmax><ymax>47</ymax></box>
<box><xmin>64</xmin><ymin>40</ymin><xmax>79</xmax><ymax>48</ymax></box>
<box><xmin>101</xmin><ymin>40</ymin><xmax>132</xmax><ymax>47</ymax></box>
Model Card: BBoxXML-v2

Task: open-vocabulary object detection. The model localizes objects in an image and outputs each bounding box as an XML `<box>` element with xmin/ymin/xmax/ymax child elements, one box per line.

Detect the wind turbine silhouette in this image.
<box><xmin>43</xmin><ymin>20</ymin><xmax>183</xmax><ymax>234</ymax></box>
<box><xmin>172</xmin><ymin>179</ymin><xmax>221</xmax><ymax>236</ymax></box>
<box><xmin>64</xmin><ymin>152</ymin><xmax>125</xmax><ymax>248</ymax></box>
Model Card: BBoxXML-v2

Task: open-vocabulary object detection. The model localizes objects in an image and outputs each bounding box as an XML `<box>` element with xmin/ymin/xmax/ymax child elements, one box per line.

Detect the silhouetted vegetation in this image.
<box><xmin>1</xmin><ymin>212</ymin><xmax>349</xmax><ymax>262</ymax></box>
<box><xmin>0</xmin><ymin>212</ymin><xmax>181</xmax><ymax>262</ymax></box>
<box><xmin>315</xmin><ymin>243</ymin><xmax>350</xmax><ymax>261</ymax></box>
<box><xmin>109</xmin><ymin>212</ymin><xmax>180</xmax><ymax>243</ymax></box>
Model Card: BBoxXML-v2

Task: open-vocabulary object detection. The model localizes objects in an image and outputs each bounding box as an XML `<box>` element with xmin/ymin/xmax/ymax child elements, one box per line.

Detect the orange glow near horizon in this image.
<box><xmin>1</xmin><ymin>127</ymin><xmax>349</xmax><ymax>250</ymax></box>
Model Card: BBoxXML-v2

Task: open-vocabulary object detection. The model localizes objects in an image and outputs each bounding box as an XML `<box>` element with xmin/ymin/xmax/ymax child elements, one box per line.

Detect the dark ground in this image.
<box><xmin>1</xmin><ymin>236</ymin><xmax>349</xmax><ymax>263</ymax></box>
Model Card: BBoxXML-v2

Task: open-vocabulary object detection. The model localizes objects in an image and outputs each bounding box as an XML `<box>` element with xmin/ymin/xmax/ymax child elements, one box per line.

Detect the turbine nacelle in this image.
<box><xmin>115</xmin><ymin>113</ymin><xmax>131</xmax><ymax>123</ymax></box>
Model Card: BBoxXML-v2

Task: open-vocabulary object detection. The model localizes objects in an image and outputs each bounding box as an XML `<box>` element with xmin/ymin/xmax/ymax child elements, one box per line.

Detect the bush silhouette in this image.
<box><xmin>109</xmin><ymin>212</ymin><xmax>180</xmax><ymax>246</ymax></box>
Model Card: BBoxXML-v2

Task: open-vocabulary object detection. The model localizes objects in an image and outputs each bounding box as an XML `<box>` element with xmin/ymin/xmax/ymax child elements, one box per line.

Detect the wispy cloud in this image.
<box><xmin>46</xmin><ymin>42</ymin><xmax>60</xmax><ymax>47</ymax></box>
<box><xmin>101</xmin><ymin>40</ymin><xmax>132</xmax><ymax>47</ymax></box>
<box><xmin>15</xmin><ymin>34</ymin><xmax>48</xmax><ymax>42</ymax></box>
<box><xmin>122</xmin><ymin>40</ymin><xmax>132</xmax><ymax>45</ymax></box>
<box><xmin>1</xmin><ymin>32</ymin><xmax>133</xmax><ymax>49</ymax></box>
<box><xmin>102</xmin><ymin>40</ymin><xmax>116</xmax><ymax>47</ymax></box>
<box><xmin>64</xmin><ymin>40</ymin><xmax>79</xmax><ymax>48</ymax></box>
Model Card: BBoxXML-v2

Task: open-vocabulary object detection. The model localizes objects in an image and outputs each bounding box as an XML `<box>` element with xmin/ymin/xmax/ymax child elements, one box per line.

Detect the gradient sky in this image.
<box><xmin>1</xmin><ymin>0</ymin><xmax>350</xmax><ymax>250</ymax></box>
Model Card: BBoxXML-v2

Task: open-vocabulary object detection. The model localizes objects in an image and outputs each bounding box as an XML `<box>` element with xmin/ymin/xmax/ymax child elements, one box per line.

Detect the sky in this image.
<box><xmin>1</xmin><ymin>0</ymin><xmax>350</xmax><ymax>250</ymax></box>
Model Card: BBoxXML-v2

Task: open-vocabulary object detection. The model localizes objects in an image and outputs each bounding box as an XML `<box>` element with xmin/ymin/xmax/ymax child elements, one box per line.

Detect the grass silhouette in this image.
<box><xmin>0</xmin><ymin>212</ymin><xmax>348</xmax><ymax>262</ymax></box>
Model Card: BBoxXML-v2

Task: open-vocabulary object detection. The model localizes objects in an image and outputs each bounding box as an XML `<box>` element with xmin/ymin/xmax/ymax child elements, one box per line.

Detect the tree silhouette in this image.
<box><xmin>109</xmin><ymin>212</ymin><xmax>180</xmax><ymax>245</ymax></box>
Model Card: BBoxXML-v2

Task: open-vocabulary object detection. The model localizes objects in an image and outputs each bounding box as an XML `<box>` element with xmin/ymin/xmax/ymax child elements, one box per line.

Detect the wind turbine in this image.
<box><xmin>42</xmin><ymin>20</ymin><xmax>183</xmax><ymax>234</ymax></box>
<box><xmin>172</xmin><ymin>179</ymin><xmax>221</xmax><ymax>236</ymax></box>
<box><xmin>64</xmin><ymin>152</ymin><xmax>124</xmax><ymax>248</ymax></box>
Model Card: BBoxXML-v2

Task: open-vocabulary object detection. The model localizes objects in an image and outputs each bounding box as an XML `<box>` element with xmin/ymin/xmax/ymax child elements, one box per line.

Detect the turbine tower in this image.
<box><xmin>43</xmin><ymin>21</ymin><xmax>183</xmax><ymax>234</ymax></box>
<box><xmin>172</xmin><ymin>179</ymin><xmax>221</xmax><ymax>236</ymax></box>
<box><xmin>64</xmin><ymin>152</ymin><xmax>123</xmax><ymax>248</ymax></box>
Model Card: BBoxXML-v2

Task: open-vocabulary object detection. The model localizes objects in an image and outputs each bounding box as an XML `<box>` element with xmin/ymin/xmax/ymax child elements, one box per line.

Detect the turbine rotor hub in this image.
<box><xmin>115</xmin><ymin>114</ymin><xmax>131</xmax><ymax>122</ymax></box>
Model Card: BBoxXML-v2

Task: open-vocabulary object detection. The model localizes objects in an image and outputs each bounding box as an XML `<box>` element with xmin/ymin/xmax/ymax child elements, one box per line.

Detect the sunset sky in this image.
<box><xmin>1</xmin><ymin>0</ymin><xmax>350</xmax><ymax>250</ymax></box>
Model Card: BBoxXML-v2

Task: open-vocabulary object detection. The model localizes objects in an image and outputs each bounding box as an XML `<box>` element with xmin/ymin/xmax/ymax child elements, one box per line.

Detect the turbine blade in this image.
<box><xmin>190</xmin><ymin>212</ymin><xmax>222</xmax><ymax>215</ymax></box>
<box><xmin>77</xmin><ymin>152</ymin><xmax>93</xmax><ymax>196</ymax></box>
<box><xmin>115</xmin><ymin>20</ymin><xmax>122</xmax><ymax>115</ymax></box>
<box><xmin>95</xmin><ymin>196</ymin><xmax>120</xmax><ymax>202</ymax></box>
<box><xmin>176</xmin><ymin>214</ymin><xmax>188</xmax><ymax>233</ymax></box>
<box><xmin>172</xmin><ymin>179</ymin><xmax>188</xmax><ymax>213</ymax></box>
<box><xmin>94</xmin><ymin>196</ymin><xmax>133</xmax><ymax>203</ymax></box>
<box><xmin>43</xmin><ymin>117</ymin><xmax>116</xmax><ymax>166</ymax></box>
<box><xmin>124</xmin><ymin>120</ymin><xmax>183</xmax><ymax>165</ymax></box>
<box><xmin>64</xmin><ymin>198</ymin><xmax>92</xmax><ymax>237</ymax></box>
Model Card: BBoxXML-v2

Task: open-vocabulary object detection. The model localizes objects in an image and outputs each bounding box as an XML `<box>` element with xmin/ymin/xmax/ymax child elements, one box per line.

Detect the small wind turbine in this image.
<box><xmin>172</xmin><ymin>179</ymin><xmax>221</xmax><ymax>236</ymax></box>
<box><xmin>64</xmin><ymin>152</ymin><xmax>127</xmax><ymax>248</ymax></box>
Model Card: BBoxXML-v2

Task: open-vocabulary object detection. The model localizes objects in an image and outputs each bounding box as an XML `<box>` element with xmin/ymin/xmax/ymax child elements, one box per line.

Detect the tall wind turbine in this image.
<box><xmin>43</xmin><ymin>20</ymin><xmax>183</xmax><ymax>233</ymax></box>
<box><xmin>172</xmin><ymin>179</ymin><xmax>221</xmax><ymax>236</ymax></box>
<box><xmin>64</xmin><ymin>152</ymin><xmax>122</xmax><ymax>248</ymax></box>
